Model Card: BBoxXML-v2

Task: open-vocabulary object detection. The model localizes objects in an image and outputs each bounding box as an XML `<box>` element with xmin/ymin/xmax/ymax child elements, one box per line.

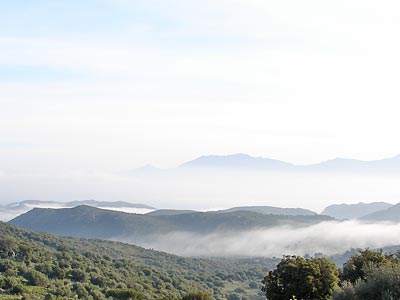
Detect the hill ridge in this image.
<box><xmin>9</xmin><ymin>205</ymin><xmax>333</xmax><ymax>240</ymax></box>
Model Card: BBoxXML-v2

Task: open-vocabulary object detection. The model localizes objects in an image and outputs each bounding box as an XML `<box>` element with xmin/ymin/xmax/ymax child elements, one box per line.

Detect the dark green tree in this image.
<box><xmin>355</xmin><ymin>262</ymin><xmax>400</xmax><ymax>300</ymax></box>
<box><xmin>181</xmin><ymin>291</ymin><xmax>213</xmax><ymax>300</ymax></box>
<box><xmin>341</xmin><ymin>249</ymin><xmax>393</xmax><ymax>283</ymax></box>
<box><xmin>106</xmin><ymin>288</ymin><xmax>144</xmax><ymax>300</ymax></box>
<box><xmin>333</xmin><ymin>250</ymin><xmax>400</xmax><ymax>300</ymax></box>
<box><xmin>262</xmin><ymin>255</ymin><xmax>339</xmax><ymax>300</ymax></box>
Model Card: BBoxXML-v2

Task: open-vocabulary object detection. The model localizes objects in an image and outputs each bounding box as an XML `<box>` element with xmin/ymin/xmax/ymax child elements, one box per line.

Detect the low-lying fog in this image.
<box><xmin>119</xmin><ymin>221</ymin><xmax>400</xmax><ymax>257</ymax></box>
<box><xmin>1</xmin><ymin>170</ymin><xmax>399</xmax><ymax>213</ymax></box>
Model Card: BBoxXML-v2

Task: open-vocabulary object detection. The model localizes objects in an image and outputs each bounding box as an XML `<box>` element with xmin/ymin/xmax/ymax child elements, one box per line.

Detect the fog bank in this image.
<box><xmin>1</xmin><ymin>170</ymin><xmax>400</xmax><ymax>212</ymax></box>
<box><xmin>123</xmin><ymin>221</ymin><xmax>400</xmax><ymax>257</ymax></box>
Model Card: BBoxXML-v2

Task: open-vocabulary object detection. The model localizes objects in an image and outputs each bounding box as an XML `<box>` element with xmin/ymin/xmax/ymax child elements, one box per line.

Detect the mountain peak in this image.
<box><xmin>121</xmin><ymin>153</ymin><xmax>400</xmax><ymax>175</ymax></box>
<box><xmin>179</xmin><ymin>153</ymin><xmax>293</xmax><ymax>170</ymax></box>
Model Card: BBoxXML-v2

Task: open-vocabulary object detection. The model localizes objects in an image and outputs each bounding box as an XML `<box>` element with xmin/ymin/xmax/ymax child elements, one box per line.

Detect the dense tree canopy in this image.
<box><xmin>262</xmin><ymin>255</ymin><xmax>339</xmax><ymax>300</ymax></box>
<box><xmin>333</xmin><ymin>250</ymin><xmax>400</xmax><ymax>300</ymax></box>
<box><xmin>5</xmin><ymin>219</ymin><xmax>400</xmax><ymax>300</ymax></box>
<box><xmin>0</xmin><ymin>222</ymin><xmax>273</xmax><ymax>300</ymax></box>
<box><xmin>181</xmin><ymin>291</ymin><xmax>213</xmax><ymax>300</ymax></box>
<box><xmin>106</xmin><ymin>288</ymin><xmax>145</xmax><ymax>300</ymax></box>
<box><xmin>341</xmin><ymin>249</ymin><xmax>399</xmax><ymax>283</ymax></box>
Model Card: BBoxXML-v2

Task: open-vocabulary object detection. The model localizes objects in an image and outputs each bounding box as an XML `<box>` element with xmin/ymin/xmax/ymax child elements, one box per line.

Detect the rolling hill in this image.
<box><xmin>321</xmin><ymin>202</ymin><xmax>393</xmax><ymax>219</ymax></box>
<box><xmin>9</xmin><ymin>205</ymin><xmax>173</xmax><ymax>239</ymax></box>
<box><xmin>217</xmin><ymin>206</ymin><xmax>316</xmax><ymax>216</ymax></box>
<box><xmin>9</xmin><ymin>205</ymin><xmax>333</xmax><ymax>240</ymax></box>
<box><xmin>0</xmin><ymin>200</ymin><xmax>156</xmax><ymax>221</ymax></box>
<box><xmin>361</xmin><ymin>203</ymin><xmax>400</xmax><ymax>222</ymax></box>
<box><xmin>146</xmin><ymin>209</ymin><xmax>198</xmax><ymax>216</ymax></box>
<box><xmin>147</xmin><ymin>206</ymin><xmax>316</xmax><ymax>217</ymax></box>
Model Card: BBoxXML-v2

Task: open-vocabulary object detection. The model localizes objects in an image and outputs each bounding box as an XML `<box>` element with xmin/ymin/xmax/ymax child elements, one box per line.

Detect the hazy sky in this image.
<box><xmin>2</xmin><ymin>1</ymin><xmax>400</xmax><ymax>173</ymax></box>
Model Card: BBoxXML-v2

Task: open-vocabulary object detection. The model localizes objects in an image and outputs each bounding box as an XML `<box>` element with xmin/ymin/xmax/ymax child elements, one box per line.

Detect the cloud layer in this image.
<box><xmin>127</xmin><ymin>221</ymin><xmax>400</xmax><ymax>257</ymax></box>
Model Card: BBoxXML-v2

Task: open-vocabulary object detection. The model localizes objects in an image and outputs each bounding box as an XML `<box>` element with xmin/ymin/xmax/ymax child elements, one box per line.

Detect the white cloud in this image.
<box><xmin>128</xmin><ymin>220</ymin><xmax>400</xmax><ymax>257</ymax></box>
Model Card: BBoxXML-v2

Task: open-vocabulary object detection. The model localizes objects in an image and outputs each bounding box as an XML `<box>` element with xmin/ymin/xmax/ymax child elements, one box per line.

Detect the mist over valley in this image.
<box><xmin>8</xmin><ymin>202</ymin><xmax>400</xmax><ymax>259</ymax></box>
<box><xmin>2</xmin><ymin>154</ymin><xmax>400</xmax><ymax>213</ymax></box>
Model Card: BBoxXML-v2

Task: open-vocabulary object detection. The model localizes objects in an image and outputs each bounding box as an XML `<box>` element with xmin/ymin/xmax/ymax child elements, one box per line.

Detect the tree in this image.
<box><xmin>262</xmin><ymin>255</ymin><xmax>339</xmax><ymax>300</ymax></box>
<box><xmin>181</xmin><ymin>291</ymin><xmax>213</xmax><ymax>300</ymax></box>
<box><xmin>341</xmin><ymin>249</ymin><xmax>394</xmax><ymax>283</ymax></box>
<box><xmin>25</xmin><ymin>270</ymin><xmax>49</xmax><ymax>286</ymax></box>
<box><xmin>106</xmin><ymin>288</ymin><xmax>144</xmax><ymax>300</ymax></box>
<box><xmin>355</xmin><ymin>262</ymin><xmax>400</xmax><ymax>300</ymax></box>
<box><xmin>331</xmin><ymin>249</ymin><xmax>400</xmax><ymax>300</ymax></box>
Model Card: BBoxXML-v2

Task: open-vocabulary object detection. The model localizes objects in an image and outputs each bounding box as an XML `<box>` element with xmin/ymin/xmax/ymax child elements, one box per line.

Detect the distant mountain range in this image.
<box><xmin>125</xmin><ymin>153</ymin><xmax>400</xmax><ymax>174</ymax></box>
<box><xmin>179</xmin><ymin>153</ymin><xmax>293</xmax><ymax>170</ymax></box>
<box><xmin>2</xmin><ymin>199</ymin><xmax>399</xmax><ymax>222</ymax></box>
<box><xmin>4</xmin><ymin>199</ymin><xmax>155</xmax><ymax>210</ymax></box>
<box><xmin>9</xmin><ymin>205</ymin><xmax>333</xmax><ymax>240</ymax></box>
<box><xmin>361</xmin><ymin>203</ymin><xmax>400</xmax><ymax>222</ymax></box>
<box><xmin>0</xmin><ymin>200</ymin><xmax>320</xmax><ymax>221</ymax></box>
<box><xmin>321</xmin><ymin>202</ymin><xmax>393</xmax><ymax>219</ymax></box>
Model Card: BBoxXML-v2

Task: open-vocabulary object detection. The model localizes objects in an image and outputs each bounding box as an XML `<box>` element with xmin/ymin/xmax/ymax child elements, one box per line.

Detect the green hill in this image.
<box><xmin>0</xmin><ymin>221</ymin><xmax>276</xmax><ymax>300</ymax></box>
<box><xmin>146</xmin><ymin>209</ymin><xmax>198</xmax><ymax>216</ymax></box>
<box><xmin>10</xmin><ymin>205</ymin><xmax>175</xmax><ymax>239</ymax></box>
<box><xmin>10</xmin><ymin>205</ymin><xmax>333</xmax><ymax>239</ymax></box>
<box><xmin>216</xmin><ymin>206</ymin><xmax>316</xmax><ymax>216</ymax></box>
<box><xmin>154</xmin><ymin>210</ymin><xmax>330</xmax><ymax>233</ymax></box>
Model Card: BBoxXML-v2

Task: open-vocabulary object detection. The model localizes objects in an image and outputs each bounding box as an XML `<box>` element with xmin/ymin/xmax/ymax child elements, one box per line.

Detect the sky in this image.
<box><xmin>1</xmin><ymin>1</ymin><xmax>400</xmax><ymax>207</ymax></box>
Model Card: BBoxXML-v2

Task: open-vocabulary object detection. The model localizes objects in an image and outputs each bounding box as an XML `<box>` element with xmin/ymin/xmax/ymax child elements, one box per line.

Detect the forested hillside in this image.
<box><xmin>0</xmin><ymin>222</ymin><xmax>275</xmax><ymax>300</ymax></box>
<box><xmin>10</xmin><ymin>205</ymin><xmax>332</xmax><ymax>239</ymax></box>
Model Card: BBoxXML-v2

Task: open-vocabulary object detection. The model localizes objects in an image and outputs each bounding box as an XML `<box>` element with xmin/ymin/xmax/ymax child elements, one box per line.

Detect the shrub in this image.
<box><xmin>181</xmin><ymin>291</ymin><xmax>213</xmax><ymax>300</ymax></box>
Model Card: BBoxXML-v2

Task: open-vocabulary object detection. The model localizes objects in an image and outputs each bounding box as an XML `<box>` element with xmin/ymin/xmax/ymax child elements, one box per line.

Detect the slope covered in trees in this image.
<box><xmin>9</xmin><ymin>205</ymin><xmax>332</xmax><ymax>239</ymax></box>
<box><xmin>3</xmin><ymin>219</ymin><xmax>400</xmax><ymax>300</ymax></box>
<box><xmin>216</xmin><ymin>206</ymin><xmax>316</xmax><ymax>216</ymax></box>
<box><xmin>0</xmin><ymin>221</ymin><xmax>275</xmax><ymax>300</ymax></box>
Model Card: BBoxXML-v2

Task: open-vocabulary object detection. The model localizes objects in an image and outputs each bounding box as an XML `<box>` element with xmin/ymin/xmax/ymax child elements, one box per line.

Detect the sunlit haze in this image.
<box><xmin>1</xmin><ymin>1</ymin><xmax>400</xmax><ymax>209</ymax></box>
